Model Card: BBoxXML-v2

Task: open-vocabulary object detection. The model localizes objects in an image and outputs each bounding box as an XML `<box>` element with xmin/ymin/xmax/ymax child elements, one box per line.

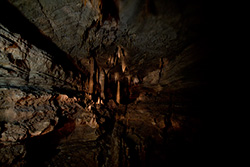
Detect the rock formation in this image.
<box><xmin>0</xmin><ymin>0</ymin><xmax>211</xmax><ymax>166</ymax></box>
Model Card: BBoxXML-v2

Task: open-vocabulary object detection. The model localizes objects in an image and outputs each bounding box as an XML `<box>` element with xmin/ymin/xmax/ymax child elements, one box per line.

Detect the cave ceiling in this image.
<box><xmin>1</xmin><ymin>0</ymin><xmax>208</xmax><ymax>80</ymax></box>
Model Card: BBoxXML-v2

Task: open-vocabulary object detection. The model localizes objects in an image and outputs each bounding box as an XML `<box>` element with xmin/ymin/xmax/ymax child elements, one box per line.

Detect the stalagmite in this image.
<box><xmin>89</xmin><ymin>57</ymin><xmax>94</xmax><ymax>98</ymax></box>
<box><xmin>115</xmin><ymin>72</ymin><xmax>120</xmax><ymax>104</ymax></box>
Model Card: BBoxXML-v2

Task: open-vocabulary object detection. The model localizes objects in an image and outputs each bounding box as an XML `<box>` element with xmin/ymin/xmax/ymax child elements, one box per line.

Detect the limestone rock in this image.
<box><xmin>0</xmin><ymin>123</ymin><xmax>27</xmax><ymax>142</ymax></box>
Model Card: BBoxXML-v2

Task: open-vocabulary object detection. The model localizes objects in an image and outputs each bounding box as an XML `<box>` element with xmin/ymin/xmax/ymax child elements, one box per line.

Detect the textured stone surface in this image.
<box><xmin>0</xmin><ymin>24</ymin><xmax>84</xmax><ymax>93</ymax></box>
<box><xmin>0</xmin><ymin>0</ymin><xmax>210</xmax><ymax>166</ymax></box>
<box><xmin>2</xmin><ymin>0</ymin><xmax>208</xmax><ymax>78</ymax></box>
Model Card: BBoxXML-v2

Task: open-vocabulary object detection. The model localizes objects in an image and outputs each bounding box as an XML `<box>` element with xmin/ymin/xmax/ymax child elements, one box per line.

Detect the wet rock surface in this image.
<box><xmin>0</xmin><ymin>0</ymin><xmax>210</xmax><ymax>166</ymax></box>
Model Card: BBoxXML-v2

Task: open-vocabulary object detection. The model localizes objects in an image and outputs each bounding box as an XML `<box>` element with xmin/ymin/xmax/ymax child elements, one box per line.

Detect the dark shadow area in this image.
<box><xmin>101</xmin><ymin>0</ymin><xmax>120</xmax><ymax>22</ymax></box>
<box><xmin>24</xmin><ymin>118</ymin><xmax>76</xmax><ymax>167</ymax></box>
<box><xmin>144</xmin><ymin>0</ymin><xmax>157</xmax><ymax>15</ymax></box>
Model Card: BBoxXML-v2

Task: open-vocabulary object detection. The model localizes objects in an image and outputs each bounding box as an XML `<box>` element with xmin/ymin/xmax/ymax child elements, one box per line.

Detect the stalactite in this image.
<box><xmin>106</xmin><ymin>72</ymin><xmax>110</xmax><ymax>86</ymax></box>
<box><xmin>107</xmin><ymin>56</ymin><xmax>110</xmax><ymax>63</ymax></box>
<box><xmin>114</xmin><ymin>72</ymin><xmax>119</xmax><ymax>82</ymax></box>
<box><xmin>97</xmin><ymin>97</ymin><xmax>101</xmax><ymax>104</ymax></box>
<box><xmin>121</xmin><ymin>54</ymin><xmax>126</xmax><ymax>73</ymax></box>
<box><xmin>113</xmin><ymin>55</ymin><xmax>116</xmax><ymax>66</ymax></box>
<box><xmin>109</xmin><ymin>55</ymin><xmax>112</xmax><ymax>65</ymax></box>
<box><xmin>83</xmin><ymin>0</ymin><xmax>87</xmax><ymax>6</ymax></box>
<box><xmin>117</xmin><ymin>81</ymin><xmax>120</xmax><ymax>104</ymax></box>
<box><xmin>127</xmin><ymin>75</ymin><xmax>131</xmax><ymax>86</ymax></box>
<box><xmin>117</xmin><ymin>45</ymin><xmax>121</xmax><ymax>59</ymax></box>
<box><xmin>99</xmin><ymin>69</ymin><xmax>105</xmax><ymax>100</ymax></box>
<box><xmin>85</xmin><ymin>78</ymin><xmax>89</xmax><ymax>91</ymax></box>
<box><xmin>115</xmin><ymin>72</ymin><xmax>120</xmax><ymax>104</ymax></box>
<box><xmin>89</xmin><ymin>57</ymin><xmax>94</xmax><ymax>98</ymax></box>
<box><xmin>96</xmin><ymin>67</ymin><xmax>99</xmax><ymax>84</ymax></box>
<box><xmin>133</xmin><ymin>77</ymin><xmax>139</xmax><ymax>85</ymax></box>
<box><xmin>117</xmin><ymin>45</ymin><xmax>127</xmax><ymax>73</ymax></box>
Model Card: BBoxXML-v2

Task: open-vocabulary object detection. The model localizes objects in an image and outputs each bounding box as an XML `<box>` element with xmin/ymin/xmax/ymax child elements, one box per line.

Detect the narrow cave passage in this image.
<box><xmin>0</xmin><ymin>0</ymin><xmax>211</xmax><ymax>166</ymax></box>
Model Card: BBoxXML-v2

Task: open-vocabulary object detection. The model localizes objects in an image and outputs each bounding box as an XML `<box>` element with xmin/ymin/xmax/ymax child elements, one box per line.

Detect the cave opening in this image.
<box><xmin>0</xmin><ymin>0</ymin><xmax>211</xmax><ymax>166</ymax></box>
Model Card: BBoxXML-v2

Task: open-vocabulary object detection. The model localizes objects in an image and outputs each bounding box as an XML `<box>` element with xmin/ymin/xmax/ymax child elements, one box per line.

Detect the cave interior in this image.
<box><xmin>0</xmin><ymin>0</ymin><xmax>213</xmax><ymax>166</ymax></box>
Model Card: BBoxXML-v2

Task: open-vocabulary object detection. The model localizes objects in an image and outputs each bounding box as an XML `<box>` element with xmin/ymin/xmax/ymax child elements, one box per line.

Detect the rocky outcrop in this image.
<box><xmin>0</xmin><ymin>24</ymin><xmax>84</xmax><ymax>93</ymax></box>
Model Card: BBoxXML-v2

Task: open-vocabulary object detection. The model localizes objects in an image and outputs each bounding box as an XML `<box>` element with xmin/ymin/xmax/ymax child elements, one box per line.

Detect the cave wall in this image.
<box><xmin>0</xmin><ymin>24</ymin><xmax>84</xmax><ymax>93</ymax></box>
<box><xmin>0</xmin><ymin>23</ymin><xmax>97</xmax><ymax>166</ymax></box>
